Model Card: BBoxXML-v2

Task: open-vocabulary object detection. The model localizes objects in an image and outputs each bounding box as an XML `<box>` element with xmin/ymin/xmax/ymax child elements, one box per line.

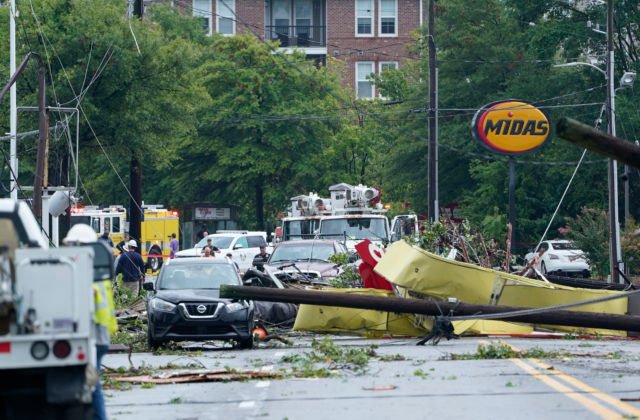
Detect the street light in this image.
<box><xmin>554</xmin><ymin>62</ymin><xmax>635</xmax><ymax>283</ymax></box>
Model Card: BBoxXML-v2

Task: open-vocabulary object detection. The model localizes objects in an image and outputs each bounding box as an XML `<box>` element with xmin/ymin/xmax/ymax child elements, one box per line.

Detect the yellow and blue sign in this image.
<box><xmin>472</xmin><ymin>100</ymin><xmax>550</xmax><ymax>155</ymax></box>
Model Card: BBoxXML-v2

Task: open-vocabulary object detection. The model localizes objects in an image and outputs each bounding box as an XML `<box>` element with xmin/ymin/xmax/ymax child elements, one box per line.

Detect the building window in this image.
<box><xmin>379</xmin><ymin>0</ymin><xmax>397</xmax><ymax>36</ymax></box>
<box><xmin>356</xmin><ymin>62</ymin><xmax>375</xmax><ymax>99</ymax></box>
<box><xmin>378</xmin><ymin>61</ymin><xmax>398</xmax><ymax>98</ymax></box>
<box><xmin>193</xmin><ymin>0</ymin><xmax>211</xmax><ymax>35</ymax></box>
<box><xmin>217</xmin><ymin>0</ymin><xmax>235</xmax><ymax>35</ymax></box>
<box><xmin>356</xmin><ymin>0</ymin><xmax>373</xmax><ymax>36</ymax></box>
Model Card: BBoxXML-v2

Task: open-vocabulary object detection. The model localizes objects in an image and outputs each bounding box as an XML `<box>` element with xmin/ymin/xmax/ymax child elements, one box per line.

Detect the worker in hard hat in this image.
<box><xmin>115</xmin><ymin>239</ymin><xmax>146</xmax><ymax>296</ymax></box>
<box><xmin>63</xmin><ymin>224</ymin><xmax>117</xmax><ymax>420</ymax></box>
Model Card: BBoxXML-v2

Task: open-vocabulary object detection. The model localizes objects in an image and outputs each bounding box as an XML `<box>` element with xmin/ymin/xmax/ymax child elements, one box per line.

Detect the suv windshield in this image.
<box><xmin>270</xmin><ymin>243</ymin><xmax>335</xmax><ymax>263</ymax></box>
<box><xmin>158</xmin><ymin>263</ymin><xmax>239</xmax><ymax>289</ymax></box>
<box><xmin>319</xmin><ymin>218</ymin><xmax>387</xmax><ymax>241</ymax></box>
<box><xmin>196</xmin><ymin>236</ymin><xmax>234</xmax><ymax>249</ymax></box>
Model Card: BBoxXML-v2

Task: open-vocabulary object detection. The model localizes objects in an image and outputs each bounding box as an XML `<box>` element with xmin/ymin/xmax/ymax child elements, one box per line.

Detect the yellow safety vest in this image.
<box><xmin>93</xmin><ymin>280</ymin><xmax>118</xmax><ymax>335</ymax></box>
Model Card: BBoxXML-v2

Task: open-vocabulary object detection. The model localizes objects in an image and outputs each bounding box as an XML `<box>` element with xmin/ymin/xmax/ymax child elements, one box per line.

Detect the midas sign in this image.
<box><xmin>472</xmin><ymin>100</ymin><xmax>550</xmax><ymax>155</ymax></box>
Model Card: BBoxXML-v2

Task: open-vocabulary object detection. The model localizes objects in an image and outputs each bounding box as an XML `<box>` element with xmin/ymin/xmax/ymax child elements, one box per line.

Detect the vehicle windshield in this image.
<box><xmin>319</xmin><ymin>218</ymin><xmax>387</xmax><ymax>241</ymax></box>
<box><xmin>283</xmin><ymin>219</ymin><xmax>319</xmax><ymax>241</ymax></box>
<box><xmin>551</xmin><ymin>242</ymin><xmax>579</xmax><ymax>251</ymax></box>
<box><xmin>196</xmin><ymin>236</ymin><xmax>233</xmax><ymax>249</ymax></box>
<box><xmin>270</xmin><ymin>243</ymin><xmax>336</xmax><ymax>263</ymax></box>
<box><xmin>158</xmin><ymin>263</ymin><xmax>239</xmax><ymax>289</ymax></box>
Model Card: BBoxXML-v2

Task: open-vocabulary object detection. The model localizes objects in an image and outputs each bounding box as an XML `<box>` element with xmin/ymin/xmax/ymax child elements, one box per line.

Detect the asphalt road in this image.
<box><xmin>103</xmin><ymin>335</ymin><xmax>640</xmax><ymax>420</ymax></box>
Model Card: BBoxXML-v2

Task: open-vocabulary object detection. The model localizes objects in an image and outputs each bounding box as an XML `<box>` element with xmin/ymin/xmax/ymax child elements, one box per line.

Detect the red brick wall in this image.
<box><xmin>328</xmin><ymin>0</ymin><xmax>423</xmax><ymax>95</ymax></box>
<box><xmin>235</xmin><ymin>1</ymin><xmax>265</xmax><ymax>36</ymax></box>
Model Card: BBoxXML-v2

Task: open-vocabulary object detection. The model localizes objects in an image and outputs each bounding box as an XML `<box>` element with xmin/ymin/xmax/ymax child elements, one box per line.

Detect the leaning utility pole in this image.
<box><xmin>427</xmin><ymin>0</ymin><xmax>438</xmax><ymax>223</ymax></box>
<box><xmin>220</xmin><ymin>285</ymin><xmax>640</xmax><ymax>333</ymax></box>
<box><xmin>128</xmin><ymin>0</ymin><xmax>144</xmax><ymax>252</ymax></box>
<box><xmin>606</xmin><ymin>0</ymin><xmax>621</xmax><ymax>284</ymax></box>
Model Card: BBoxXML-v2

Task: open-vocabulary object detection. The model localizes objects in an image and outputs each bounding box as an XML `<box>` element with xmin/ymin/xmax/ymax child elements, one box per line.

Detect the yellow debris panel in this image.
<box><xmin>293</xmin><ymin>288</ymin><xmax>428</xmax><ymax>337</ymax></box>
<box><xmin>292</xmin><ymin>288</ymin><xmax>534</xmax><ymax>337</ymax></box>
<box><xmin>375</xmin><ymin>241</ymin><xmax>628</xmax><ymax>336</ymax></box>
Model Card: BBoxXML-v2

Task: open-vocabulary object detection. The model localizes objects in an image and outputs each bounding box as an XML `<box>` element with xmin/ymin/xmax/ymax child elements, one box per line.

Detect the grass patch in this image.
<box><xmin>448</xmin><ymin>342</ymin><xmax>566</xmax><ymax>360</ymax></box>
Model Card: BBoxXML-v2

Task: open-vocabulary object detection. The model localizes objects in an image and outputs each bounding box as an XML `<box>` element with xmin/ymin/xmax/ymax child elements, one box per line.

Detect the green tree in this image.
<box><xmin>178</xmin><ymin>34</ymin><xmax>349</xmax><ymax>229</ymax></box>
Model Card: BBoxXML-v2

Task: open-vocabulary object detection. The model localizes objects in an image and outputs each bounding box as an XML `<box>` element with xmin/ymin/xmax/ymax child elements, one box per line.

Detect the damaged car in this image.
<box><xmin>144</xmin><ymin>258</ymin><xmax>254</xmax><ymax>349</ymax></box>
<box><xmin>259</xmin><ymin>240</ymin><xmax>347</xmax><ymax>284</ymax></box>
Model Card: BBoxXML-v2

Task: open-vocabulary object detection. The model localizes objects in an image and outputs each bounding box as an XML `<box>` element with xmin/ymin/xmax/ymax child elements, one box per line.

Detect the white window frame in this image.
<box><xmin>378</xmin><ymin>0</ymin><xmax>397</xmax><ymax>37</ymax></box>
<box><xmin>193</xmin><ymin>0</ymin><xmax>212</xmax><ymax>36</ymax></box>
<box><xmin>356</xmin><ymin>61</ymin><xmax>375</xmax><ymax>99</ymax></box>
<box><xmin>217</xmin><ymin>0</ymin><xmax>236</xmax><ymax>36</ymax></box>
<box><xmin>355</xmin><ymin>0</ymin><xmax>374</xmax><ymax>37</ymax></box>
<box><xmin>378</xmin><ymin>61</ymin><xmax>398</xmax><ymax>98</ymax></box>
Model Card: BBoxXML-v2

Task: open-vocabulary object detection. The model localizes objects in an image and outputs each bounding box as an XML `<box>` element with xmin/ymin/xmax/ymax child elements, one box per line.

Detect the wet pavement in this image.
<box><xmin>103</xmin><ymin>334</ymin><xmax>640</xmax><ymax>420</ymax></box>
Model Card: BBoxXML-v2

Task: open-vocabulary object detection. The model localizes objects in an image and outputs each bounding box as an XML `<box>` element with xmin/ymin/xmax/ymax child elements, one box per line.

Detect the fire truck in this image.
<box><xmin>70</xmin><ymin>204</ymin><xmax>179</xmax><ymax>272</ymax></box>
<box><xmin>279</xmin><ymin>183</ymin><xmax>419</xmax><ymax>251</ymax></box>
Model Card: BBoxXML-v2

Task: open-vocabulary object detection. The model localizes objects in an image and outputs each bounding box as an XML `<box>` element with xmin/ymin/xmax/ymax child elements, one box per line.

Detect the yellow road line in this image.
<box><xmin>529</xmin><ymin>358</ymin><xmax>640</xmax><ymax>418</ymax></box>
<box><xmin>479</xmin><ymin>340</ymin><xmax>640</xmax><ymax>419</ymax></box>
<box><xmin>509</xmin><ymin>358</ymin><xmax>621</xmax><ymax>419</ymax></box>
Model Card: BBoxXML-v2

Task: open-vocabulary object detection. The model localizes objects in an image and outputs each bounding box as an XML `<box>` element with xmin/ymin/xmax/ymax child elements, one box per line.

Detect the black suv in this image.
<box><xmin>145</xmin><ymin>258</ymin><xmax>254</xmax><ymax>349</ymax></box>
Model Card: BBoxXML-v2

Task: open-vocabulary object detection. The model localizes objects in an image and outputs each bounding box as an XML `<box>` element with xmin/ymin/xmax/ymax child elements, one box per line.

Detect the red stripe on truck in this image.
<box><xmin>0</xmin><ymin>342</ymin><xmax>10</xmax><ymax>353</ymax></box>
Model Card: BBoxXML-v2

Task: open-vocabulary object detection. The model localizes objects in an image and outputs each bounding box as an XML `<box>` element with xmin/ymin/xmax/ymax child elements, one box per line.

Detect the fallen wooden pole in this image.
<box><xmin>221</xmin><ymin>285</ymin><xmax>640</xmax><ymax>332</ymax></box>
<box><xmin>556</xmin><ymin>117</ymin><xmax>640</xmax><ymax>169</ymax></box>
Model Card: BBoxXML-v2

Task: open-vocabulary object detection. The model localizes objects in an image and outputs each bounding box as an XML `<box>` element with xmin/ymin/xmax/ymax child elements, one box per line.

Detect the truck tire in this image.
<box><xmin>147</xmin><ymin>246</ymin><xmax>163</xmax><ymax>273</ymax></box>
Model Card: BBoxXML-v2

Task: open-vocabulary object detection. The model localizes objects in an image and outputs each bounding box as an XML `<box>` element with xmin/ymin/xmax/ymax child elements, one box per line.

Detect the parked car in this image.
<box><xmin>524</xmin><ymin>240</ymin><xmax>591</xmax><ymax>278</ymax></box>
<box><xmin>261</xmin><ymin>240</ymin><xmax>347</xmax><ymax>284</ymax></box>
<box><xmin>175</xmin><ymin>230</ymin><xmax>271</xmax><ymax>272</ymax></box>
<box><xmin>144</xmin><ymin>257</ymin><xmax>254</xmax><ymax>349</ymax></box>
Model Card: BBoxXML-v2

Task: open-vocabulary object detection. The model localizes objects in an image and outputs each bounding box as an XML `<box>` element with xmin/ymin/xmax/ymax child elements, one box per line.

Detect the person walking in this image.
<box><xmin>169</xmin><ymin>233</ymin><xmax>179</xmax><ymax>259</ymax></box>
<box><xmin>62</xmin><ymin>224</ymin><xmax>117</xmax><ymax>420</ymax></box>
<box><xmin>115</xmin><ymin>239</ymin><xmax>146</xmax><ymax>295</ymax></box>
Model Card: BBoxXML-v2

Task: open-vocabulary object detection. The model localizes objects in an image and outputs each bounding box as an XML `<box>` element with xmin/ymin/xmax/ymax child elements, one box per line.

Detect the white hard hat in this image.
<box><xmin>127</xmin><ymin>239</ymin><xmax>138</xmax><ymax>248</ymax></box>
<box><xmin>63</xmin><ymin>224</ymin><xmax>97</xmax><ymax>244</ymax></box>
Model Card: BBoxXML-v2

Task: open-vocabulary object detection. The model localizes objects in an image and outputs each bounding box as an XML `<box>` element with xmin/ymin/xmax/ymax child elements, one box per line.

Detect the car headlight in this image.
<box><xmin>150</xmin><ymin>298</ymin><xmax>176</xmax><ymax>313</ymax></box>
<box><xmin>225</xmin><ymin>302</ymin><xmax>247</xmax><ymax>313</ymax></box>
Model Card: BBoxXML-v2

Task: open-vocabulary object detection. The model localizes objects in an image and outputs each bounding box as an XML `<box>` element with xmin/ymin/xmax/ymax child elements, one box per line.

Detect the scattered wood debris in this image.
<box><xmin>111</xmin><ymin>369</ymin><xmax>280</xmax><ymax>384</ymax></box>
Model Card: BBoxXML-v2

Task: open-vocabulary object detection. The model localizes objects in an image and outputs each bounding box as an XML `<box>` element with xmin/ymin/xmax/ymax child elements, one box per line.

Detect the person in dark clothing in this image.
<box><xmin>98</xmin><ymin>231</ymin><xmax>114</xmax><ymax>248</ymax></box>
<box><xmin>196</xmin><ymin>224</ymin><xmax>208</xmax><ymax>242</ymax></box>
<box><xmin>115</xmin><ymin>239</ymin><xmax>145</xmax><ymax>295</ymax></box>
<box><xmin>253</xmin><ymin>245</ymin><xmax>270</xmax><ymax>272</ymax></box>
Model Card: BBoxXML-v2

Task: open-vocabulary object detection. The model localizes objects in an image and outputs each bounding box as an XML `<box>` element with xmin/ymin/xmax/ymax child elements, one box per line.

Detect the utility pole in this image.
<box><xmin>427</xmin><ymin>0</ymin><xmax>438</xmax><ymax>223</ymax></box>
<box><xmin>9</xmin><ymin>0</ymin><xmax>17</xmax><ymax>200</ymax></box>
<box><xmin>128</xmin><ymin>0</ymin><xmax>144</xmax><ymax>253</ymax></box>
<box><xmin>508</xmin><ymin>157</ymin><xmax>516</xmax><ymax>255</ymax></box>
<box><xmin>606</xmin><ymin>0</ymin><xmax>621</xmax><ymax>284</ymax></box>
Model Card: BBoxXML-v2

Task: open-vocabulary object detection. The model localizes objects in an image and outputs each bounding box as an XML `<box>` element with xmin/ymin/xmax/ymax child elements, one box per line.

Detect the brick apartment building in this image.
<box><xmin>178</xmin><ymin>0</ymin><xmax>425</xmax><ymax>98</ymax></box>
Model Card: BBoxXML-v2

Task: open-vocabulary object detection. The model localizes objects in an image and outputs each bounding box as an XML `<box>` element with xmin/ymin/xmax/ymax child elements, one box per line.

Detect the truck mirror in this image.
<box><xmin>143</xmin><ymin>282</ymin><xmax>155</xmax><ymax>291</ymax></box>
<box><xmin>89</xmin><ymin>241</ymin><xmax>114</xmax><ymax>282</ymax></box>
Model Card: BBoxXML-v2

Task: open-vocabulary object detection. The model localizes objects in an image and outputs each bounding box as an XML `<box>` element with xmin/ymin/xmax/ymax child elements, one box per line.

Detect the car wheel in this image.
<box><xmin>237</xmin><ymin>336</ymin><xmax>254</xmax><ymax>350</ymax></box>
<box><xmin>147</xmin><ymin>332</ymin><xmax>162</xmax><ymax>350</ymax></box>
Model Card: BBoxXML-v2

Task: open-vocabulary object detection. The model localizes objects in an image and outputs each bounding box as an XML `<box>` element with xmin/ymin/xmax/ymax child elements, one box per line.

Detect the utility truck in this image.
<box><xmin>0</xmin><ymin>199</ymin><xmax>113</xmax><ymax>419</ymax></box>
<box><xmin>279</xmin><ymin>183</ymin><xmax>419</xmax><ymax>251</ymax></box>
